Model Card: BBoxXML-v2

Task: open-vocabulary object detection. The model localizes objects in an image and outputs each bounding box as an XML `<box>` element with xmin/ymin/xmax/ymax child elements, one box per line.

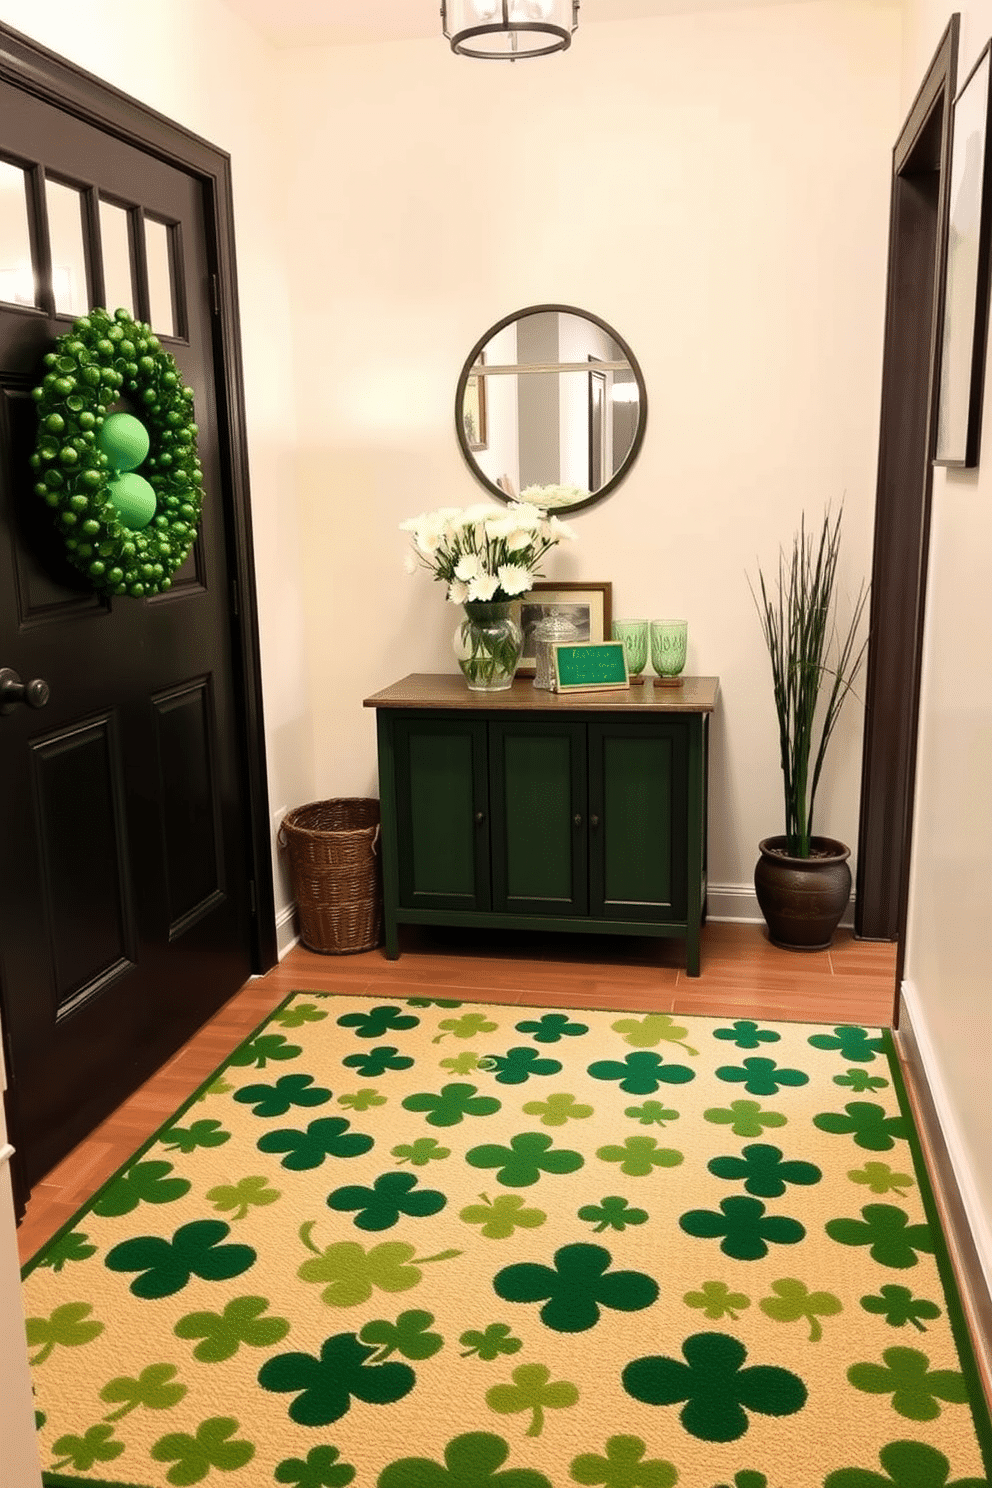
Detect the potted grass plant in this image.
<box><xmin>750</xmin><ymin>507</ymin><xmax>869</xmax><ymax>950</ymax></box>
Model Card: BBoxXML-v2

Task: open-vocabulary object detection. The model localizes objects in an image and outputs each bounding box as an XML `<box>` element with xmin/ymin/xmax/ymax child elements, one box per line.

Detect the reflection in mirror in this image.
<box><xmin>0</xmin><ymin>160</ymin><xmax>35</xmax><ymax>307</ymax></box>
<box><xmin>47</xmin><ymin>180</ymin><xmax>89</xmax><ymax>317</ymax></box>
<box><xmin>456</xmin><ymin>305</ymin><xmax>646</xmax><ymax>513</ymax></box>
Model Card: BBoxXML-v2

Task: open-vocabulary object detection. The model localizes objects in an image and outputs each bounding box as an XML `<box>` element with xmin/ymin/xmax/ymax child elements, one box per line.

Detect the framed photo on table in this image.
<box><xmin>935</xmin><ymin>41</ymin><xmax>992</xmax><ymax>467</ymax></box>
<box><xmin>512</xmin><ymin>581</ymin><xmax>612</xmax><ymax>677</ymax></box>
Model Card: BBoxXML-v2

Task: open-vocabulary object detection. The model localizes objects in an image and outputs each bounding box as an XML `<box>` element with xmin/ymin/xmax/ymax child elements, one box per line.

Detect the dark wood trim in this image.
<box><xmin>0</xmin><ymin>21</ymin><xmax>277</xmax><ymax>971</ymax></box>
<box><xmin>893</xmin><ymin>1017</ymin><xmax>992</xmax><ymax>1410</ymax></box>
<box><xmin>856</xmin><ymin>17</ymin><xmax>958</xmax><ymax>980</ymax></box>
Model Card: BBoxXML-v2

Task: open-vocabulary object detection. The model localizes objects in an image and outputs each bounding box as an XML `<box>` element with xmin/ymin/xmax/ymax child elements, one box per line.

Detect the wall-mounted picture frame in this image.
<box><xmin>512</xmin><ymin>580</ymin><xmax>612</xmax><ymax>676</ymax></box>
<box><xmin>463</xmin><ymin>352</ymin><xmax>488</xmax><ymax>452</ymax></box>
<box><xmin>935</xmin><ymin>41</ymin><xmax>992</xmax><ymax>467</ymax></box>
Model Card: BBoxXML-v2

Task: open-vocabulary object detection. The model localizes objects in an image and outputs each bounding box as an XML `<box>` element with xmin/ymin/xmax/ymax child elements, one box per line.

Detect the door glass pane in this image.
<box><xmin>145</xmin><ymin>217</ymin><xmax>175</xmax><ymax>337</ymax></box>
<box><xmin>0</xmin><ymin>160</ymin><xmax>35</xmax><ymax>306</ymax></box>
<box><xmin>99</xmin><ymin>199</ymin><xmax>133</xmax><ymax>314</ymax></box>
<box><xmin>46</xmin><ymin>179</ymin><xmax>89</xmax><ymax>316</ymax></box>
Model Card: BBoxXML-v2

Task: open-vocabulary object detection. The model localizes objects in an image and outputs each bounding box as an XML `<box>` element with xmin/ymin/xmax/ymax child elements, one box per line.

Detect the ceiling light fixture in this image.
<box><xmin>441</xmin><ymin>0</ymin><xmax>579</xmax><ymax>60</ymax></box>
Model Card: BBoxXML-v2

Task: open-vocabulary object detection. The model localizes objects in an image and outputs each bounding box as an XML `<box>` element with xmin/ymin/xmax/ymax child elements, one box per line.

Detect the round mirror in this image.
<box><xmin>454</xmin><ymin>304</ymin><xmax>647</xmax><ymax>514</ymax></box>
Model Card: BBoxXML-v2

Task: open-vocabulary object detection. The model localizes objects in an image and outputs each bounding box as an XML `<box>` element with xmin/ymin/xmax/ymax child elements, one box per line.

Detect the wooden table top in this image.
<box><xmin>364</xmin><ymin>673</ymin><xmax>719</xmax><ymax>714</ymax></box>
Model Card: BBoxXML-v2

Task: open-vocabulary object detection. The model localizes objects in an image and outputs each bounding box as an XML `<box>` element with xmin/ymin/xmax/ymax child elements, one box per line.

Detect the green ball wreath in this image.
<box><xmin>30</xmin><ymin>306</ymin><xmax>203</xmax><ymax>597</ymax></box>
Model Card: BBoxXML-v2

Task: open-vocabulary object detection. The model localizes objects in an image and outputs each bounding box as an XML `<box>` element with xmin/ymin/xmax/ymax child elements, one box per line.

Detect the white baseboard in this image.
<box><xmin>706</xmin><ymin>881</ymin><xmax>854</xmax><ymax>929</ymax></box>
<box><xmin>897</xmin><ymin>979</ymin><xmax>992</xmax><ymax>1291</ymax></box>
<box><xmin>276</xmin><ymin>903</ymin><xmax>299</xmax><ymax>959</ymax></box>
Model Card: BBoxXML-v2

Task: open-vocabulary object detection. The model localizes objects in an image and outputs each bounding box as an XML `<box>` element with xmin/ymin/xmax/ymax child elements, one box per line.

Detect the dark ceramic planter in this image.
<box><xmin>754</xmin><ymin>835</ymin><xmax>852</xmax><ymax>951</ymax></box>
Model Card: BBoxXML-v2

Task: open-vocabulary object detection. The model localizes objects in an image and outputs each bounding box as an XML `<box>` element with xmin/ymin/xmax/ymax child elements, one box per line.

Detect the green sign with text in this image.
<box><xmin>552</xmin><ymin>641</ymin><xmax>630</xmax><ymax>692</ymax></box>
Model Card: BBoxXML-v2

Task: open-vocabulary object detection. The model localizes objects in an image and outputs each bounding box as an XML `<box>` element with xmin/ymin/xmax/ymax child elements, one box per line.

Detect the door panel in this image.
<box><xmin>0</xmin><ymin>63</ymin><xmax>259</xmax><ymax>1190</ymax></box>
<box><xmin>589</xmin><ymin>721</ymin><xmax>688</xmax><ymax>921</ymax></box>
<box><xmin>395</xmin><ymin>717</ymin><xmax>490</xmax><ymax>910</ymax></box>
<box><xmin>490</xmin><ymin>719</ymin><xmax>587</xmax><ymax>916</ymax></box>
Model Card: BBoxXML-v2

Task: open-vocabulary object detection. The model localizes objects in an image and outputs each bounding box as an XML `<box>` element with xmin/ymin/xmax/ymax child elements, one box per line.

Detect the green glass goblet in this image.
<box><xmin>612</xmin><ymin>619</ymin><xmax>649</xmax><ymax>683</ymax></box>
<box><xmin>651</xmin><ymin>619</ymin><xmax>688</xmax><ymax>687</ymax></box>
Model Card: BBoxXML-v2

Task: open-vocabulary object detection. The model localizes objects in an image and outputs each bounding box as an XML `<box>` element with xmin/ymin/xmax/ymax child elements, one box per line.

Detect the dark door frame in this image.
<box><xmin>855</xmin><ymin>17</ymin><xmax>958</xmax><ymax>997</ymax></box>
<box><xmin>0</xmin><ymin>21</ymin><xmax>277</xmax><ymax>974</ymax></box>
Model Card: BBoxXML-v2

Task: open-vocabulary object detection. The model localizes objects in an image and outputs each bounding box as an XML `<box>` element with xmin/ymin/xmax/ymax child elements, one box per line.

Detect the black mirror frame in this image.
<box><xmin>453</xmin><ymin>303</ymin><xmax>648</xmax><ymax>515</ymax></box>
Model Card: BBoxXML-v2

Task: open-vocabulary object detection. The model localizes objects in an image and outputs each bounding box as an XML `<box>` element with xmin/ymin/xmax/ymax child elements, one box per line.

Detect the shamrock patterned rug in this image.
<box><xmin>21</xmin><ymin>993</ymin><xmax>992</xmax><ymax>1488</ymax></box>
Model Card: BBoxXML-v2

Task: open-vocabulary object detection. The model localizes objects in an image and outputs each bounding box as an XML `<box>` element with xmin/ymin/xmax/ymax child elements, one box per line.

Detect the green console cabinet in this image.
<box><xmin>364</xmin><ymin>674</ymin><xmax>718</xmax><ymax>976</ymax></box>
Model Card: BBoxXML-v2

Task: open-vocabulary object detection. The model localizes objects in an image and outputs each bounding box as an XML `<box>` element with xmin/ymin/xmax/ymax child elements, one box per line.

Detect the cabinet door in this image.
<box><xmin>393</xmin><ymin>717</ymin><xmax>490</xmax><ymax>911</ymax></box>
<box><xmin>490</xmin><ymin>719</ymin><xmax>588</xmax><ymax>916</ymax></box>
<box><xmin>588</xmin><ymin>720</ymin><xmax>688</xmax><ymax>921</ymax></box>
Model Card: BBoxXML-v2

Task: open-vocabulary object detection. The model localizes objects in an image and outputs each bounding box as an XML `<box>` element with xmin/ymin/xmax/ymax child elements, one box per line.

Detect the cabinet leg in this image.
<box><xmin>685</xmin><ymin>927</ymin><xmax>701</xmax><ymax>978</ymax></box>
<box><xmin>384</xmin><ymin>916</ymin><xmax>400</xmax><ymax>960</ymax></box>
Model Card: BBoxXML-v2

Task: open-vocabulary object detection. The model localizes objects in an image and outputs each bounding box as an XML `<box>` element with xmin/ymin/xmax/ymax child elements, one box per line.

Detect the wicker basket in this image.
<box><xmin>279</xmin><ymin>798</ymin><xmax>382</xmax><ymax>954</ymax></box>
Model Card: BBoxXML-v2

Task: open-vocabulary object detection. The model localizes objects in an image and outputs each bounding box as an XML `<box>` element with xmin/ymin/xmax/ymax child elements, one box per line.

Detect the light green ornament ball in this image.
<box><xmin>108</xmin><ymin>471</ymin><xmax>157</xmax><ymax>530</ymax></box>
<box><xmin>98</xmin><ymin>411</ymin><xmax>150</xmax><ymax>472</ymax></box>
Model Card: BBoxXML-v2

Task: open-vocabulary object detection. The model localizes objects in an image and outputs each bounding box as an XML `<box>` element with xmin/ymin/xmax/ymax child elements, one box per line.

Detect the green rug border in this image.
<box><xmin>21</xmin><ymin>991</ymin><xmax>992</xmax><ymax>1488</ymax></box>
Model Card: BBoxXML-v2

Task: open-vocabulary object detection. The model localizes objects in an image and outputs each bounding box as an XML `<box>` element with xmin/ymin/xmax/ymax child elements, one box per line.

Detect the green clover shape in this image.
<box><xmin>407</xmin><ymin>997</ymin><xmax>462</xmax><ymax>1008</ymax></box>
<box><xmin>105</xmin><ymin>1218</ymin><xmax>256</xmax><ymax>1299</ymax></box>
<box><xmin>274</xmin><ymin>1444</ymin><xmax>356</xmax><ymax>1487</ymax></box>
<box><xmin>825</xmin><ymin>1204</ymin><xmax>934</xmax><ymax>1269</ymax></box>
<box><xmin>835</xmin><ymin>1068</ymin><xmax>889</xmax><ymax>1093</ymax></box>
<box><xmin>234</xmin><ymin>1072</ymin><xmax>332</xmax><ymax>1117</ymax></box>
<box><xmin>379</xmin><ymin>1431</ymin><xmax>552</xmax><ymax>1487</ymax></box>
<box><xmin>228</xmin><ymin>1032</ymin><xmax>302</xmax><ymax>1068</ymax></box>
<box><xmin>257</xmin><ymin>1116</ymin><xmax>373</xmax><ymax>1170</ymax></box>
<box><xmin>258</xmin><ymin>1332</ymin><xmax>414</xmax><ymax>1426</ymax></box>
<box><xmin>273</xmin><ymin>1001</ymin><xmax>329</xmax><ymax>1028</ymax></box>
<box><xmin>683</xmin><ymin>1281</ymin><xmax>751</xmax><ymax>1321</ymax></box>
<box><xmin>174</xmin><ymin>1294</ymin><xmax>290</xmax><ymax>1362</ymax></box>
<box><xmin>50</xmin><ymin>1424</ymin><xmax>123</xmax><ymax>1473</ymax></box>
<box><xmin>441</xmin><ymin>1052</ymin><xmax>483</xmax><ymax>1074</ymax></box>
<box><xmin>523</xmin><ymin>1093</ymin><xmax>594</xmax><ymax>1127</ymax></box>
<box><xmin>296</xmin><ymin>1228</ymin><xmax>460</xmax><ymax>1305</ymax></box>
<box><xmin>610</xmin><ymin>1015</ymin><xmax>698</xmax><ymax>1053</ymax></box>
<box><xmin>26</xmin><ymin>1301</ymin><xmax>104</xmax><ymax>1365</ymax></box>
<box><xmin>150</xmin><ymin>1415</ymin><xmax>254</xmax><ymax>1484</ymax></box>
<box><xmin>466</xmin><ymin>1132</ymin><xmax>584</xmax><ymax>1187</ymax></box>
<box><xmin>716</xmin><ymin>1058</ymin><xmax>808</xmax><ymax>1096</ymax></box>
<box><xmin>680</xmin><ymin>1196</ymin><xmax>804</xmax><ymax>1260</ymax></box>
<box><xmin>327</xmin><ymin>1171</ymin><xmax>447</xmax><ymax>1231</ymax></box>
<box><xmin>823</xmin><ymin>1440</ymin><xmax>988</xmax><ymax>1488</ymax></box>
<box><xmin>588</xmin><ymin>1051</ymin><xmax>694</xmax><ymax>1094</ymax></box>
<box><xmin>708</xmin><ymin>1144</ymin><xmax>821</xmax><ymax>1197</ymax></box>
<box><xmin>849</xmin><ymin>1162</ymin><xmax>914</xmax><ymax>1197</ymax></box>
<box><xmin>808</xmin><ymin>1025</ymin><xmax>886</xmax><ymax>1062</ymax></box>
<box><xmin>622</xmin><ymin>1331</ymin><xmax>807</xmax><ymax>1441</ymax></box>
<box><xmin>460</xmin><ymin>1324</ymin><xmax>524</xmax><ymax>1361</ymax></box>
<box><xmin>99</xmin><ymin>1362</ymin><xmax>186</xmax><ymax>1419</ymax></box>
<box><xmin>860</xmin><ymin>1285</ymin><xmax>941</xmax><ymax>1332</ymax></box>
<box><xmin>35</xmin><ymin>1230</ymin><xmax>96</xmax><ymax>1271</ymax></box>
<box><xmin>625</xmin><ymin>1101</ymin><xmax>679</xmax><ymax>1127</ymax></box>
<box><xmin>515</xmin><ymin>1013</ymin><xmax>589</xmax><ymax>1043</ymax></box>
<box><xmin>461</xmin><ymin>1194</ymin><xmax>547</xmax><ymax>1239</ymax></box>
<box><xmin>494</xmin><ymin>1242</ymin><xmax>658</xmax><ymax>1332</ymax></box>
<box><xmin>342</xmin><ymin>1045</ymin><xmax>414</xmax><ymax>1078</ymax></box>
<box><xmin>569</xmin><ymin>1434</ymin><xmax>678</xmax><ymax>1487</ymax></box>
<box><xmin>392</xmin><ymin>1137</ymin><xmax>451</xmax><ymax>1166</ymax></box>
<box><xmin>759</xmin><ymin>1278</ymin><xmax>842</xmax><ymax>1340</ymax></box>
<box><xmin>814</xmin><ymin>1103</ymin><xmax>908</xmax><ymax>1151</ymax></box>
<box><xmin>597</xmin><ymin>1137</ymin><xmax>684</xmax><ymax>1177</ymax></box>
<box><xmin>338</xmin><ymin>1089</ymin><xmax>387</xmax><ymax>1111</ymax></box>
<box><xmin>206</xmin><ymin>1175</ymin><xmax>280</xmax><ymax>1221</ymax></box>
<box><xmin>160</xmin><ymin>1118</ymin><xmax>230</xmax><ymax>1153</ymax></box>
<box><xmin>704</xmin><ymin>1101</ymin><xmax>787</xmax><ymax>1138</ymax></box>
<box><xmin>848</xmin><ymin>1347</ymin><xmax>968</xmax><ymax>1420</ymax></box>
<box><xmin>713</xmin><ymin>1020</ymin><xmax>781</xmax><ymax>1049</ymax></box>
<box><xmin>337</xmin><ymin>1005</ymin><xmax>419</xmax><ymax>1039</ymax></box>
<box><xmin>482</xmin><ymin>1047</ymin><xmax>563</xmax><ymax>1084</ymax></box>
<box><xmin>360</xmin><ymin>1309</ymin><xmax>443</xmax><ymax>1361</ymax></box>
<box><xmin>92</xmin><ymin>1158</ymin><xmax>191</xmax><ymax>1216</ymax></box>
<box><xmin>434</xmin><ymin>1013</ymin><xmax>500</xmax><ymax>1042</ymax></box>
<box><xmin>487</xmin><ymin>1363</ymin><xmax>579</xmax><ymax>1437</ymax></box>
<box><xmin>578</xmin><ymin>1197</ymin><xmax>649</xmax><ymax>1233</ymax></box>
<box><xmin>403</xmin><ymin>1083</ymin><xmax>502</xmax><ymax>1127</ymax></box>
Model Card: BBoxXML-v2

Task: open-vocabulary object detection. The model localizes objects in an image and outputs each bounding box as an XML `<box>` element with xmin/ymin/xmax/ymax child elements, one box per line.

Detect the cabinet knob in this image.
<box><xmin>573</xmin><ymin>813</ymin><xmax>583</xmax><ymax>828</ymax></box>
<box><xmin>475</xmin><ymin>811</ymin><xmax>486</xmax><ymax>826</ymax></box>
<box><xmin>590</xmin><ymin>814</ymin><xmax>600</xmax><ymax>829</ymax></box>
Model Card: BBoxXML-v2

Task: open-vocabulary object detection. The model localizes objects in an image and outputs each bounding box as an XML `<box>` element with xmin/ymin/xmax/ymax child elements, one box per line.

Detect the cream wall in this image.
<box><xmin>899</xmin><ymin>0</ymin><xmax>992</xmax><ymax>1286</ymax></box>
<box><xmin>278</xmin><ymin>1</ymin><xmax>901</xmax><ymax>907</ymax></box>
<box><xmin>0</xmin><ymin>0</ymin><xmax>315</xmax><ymax>940</ymax></box>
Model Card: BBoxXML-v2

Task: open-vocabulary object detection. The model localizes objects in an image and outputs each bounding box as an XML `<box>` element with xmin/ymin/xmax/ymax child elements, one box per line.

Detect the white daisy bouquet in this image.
<box><xmin>400</xmin><ymin>499</ymin><xmax>577</xmax><ymax>605</ymax></box>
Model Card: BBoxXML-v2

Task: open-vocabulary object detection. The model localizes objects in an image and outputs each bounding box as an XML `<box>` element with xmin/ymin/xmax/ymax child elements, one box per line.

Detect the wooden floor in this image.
<box><xmin>16</xmin><ymin>920</ymin><xmax>897</xmax><ymax>1264</ymax></box>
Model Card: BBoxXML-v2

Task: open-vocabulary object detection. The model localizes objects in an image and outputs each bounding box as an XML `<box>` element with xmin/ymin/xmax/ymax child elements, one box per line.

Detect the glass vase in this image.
<box><xmin>453</xmin><ymin>601</ymin><xmax>523</xmax><ymax>691</ymax></box>
<box><xmin>651</xmin><ymin>618</ymin><xmax>688</xmax><ymax>686</ymax></box>
<box><xmin>612</xmin><ymin>619</ymin><xmax>649</xmax><ymax>681</ymax></box>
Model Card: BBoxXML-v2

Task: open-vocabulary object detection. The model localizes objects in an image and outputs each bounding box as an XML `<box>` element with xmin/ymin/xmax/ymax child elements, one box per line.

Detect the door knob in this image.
<box><xmin>0</xmin><ymin>667</ymin><xmax>51</xmax><ymax>715</ymax></box>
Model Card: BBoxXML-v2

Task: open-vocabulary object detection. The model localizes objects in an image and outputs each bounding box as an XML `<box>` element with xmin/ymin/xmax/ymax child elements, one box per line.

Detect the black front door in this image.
<box><xmin>0</xmin><ymin>51</ymin><xmax>267</xmax><ymax>1191</ymax></box>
